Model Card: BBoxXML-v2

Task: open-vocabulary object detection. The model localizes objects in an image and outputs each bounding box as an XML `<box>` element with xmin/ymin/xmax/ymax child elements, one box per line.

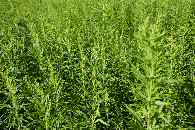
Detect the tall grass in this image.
<box><xmin>0</xmin><ymin>0</ymin><xmax>194</xmax><ymax>129</ymax></box>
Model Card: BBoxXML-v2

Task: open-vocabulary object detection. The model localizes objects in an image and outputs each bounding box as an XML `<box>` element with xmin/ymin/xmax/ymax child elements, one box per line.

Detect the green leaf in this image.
<box><xmin>159</xmin><ymin>114</ymin><xmax>170</xmax><ymax>124</ymax></box>
<box><xmin>95</xmin><ymin>104</ymin><xmax>100</xmax><ymax>117</ymax></box>
<box><xmin>76</xmin><ymin>110</ymin><xmax>88</xmax><ymax>119</ymax></box>
<box><xmin>76</xmin><ymin>79</ymin><xmax>89</xmax><ymax>94</ymax></box>
<box><xmin>142</xmin><ymin>107</ymin><xmax>147</xmax><ymax>116</ymax></box>
<box><xmin>132</xmin><ymin>89</ymin><xmax>147</xmax><ymax>101</ymax></box>
<box><xmin>155</xmin><ymin>101</ymin><xmax>171</xmax><ymax>105</ymax></box>
<box><xmin>125</xmin><ymin>104</ymin><xmax>142</xmax><ymax>125</ymax></box>
<box><xmin>124</xmin><ymin>119</ymin><xmax>143</xmax><ymax>129</ymax></box>
<box><xmin>130</xmin><ymin>62</ymin><xmax>149</xmax><ymax>88</ymax></box>
<box><xmin>94</xmin><ymin>119</ymin><xmax>109</xmax><ymax>126</ymax></box>
<box><xmin>164</xmin><ymin>79</ymin><xmax>178</xmax><ymax>83</ymax></box>
<box><xmin>154</xmin><ymin>31</ymin><xmax>165</xmax><ymax>43</ymax></box>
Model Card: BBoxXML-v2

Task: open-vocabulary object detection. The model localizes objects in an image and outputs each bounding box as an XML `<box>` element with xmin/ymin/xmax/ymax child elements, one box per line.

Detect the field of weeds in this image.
<box><xmin>0</xmin><ymin>0</ymin><xmax>194</xmax><ymax>129</ymax></box>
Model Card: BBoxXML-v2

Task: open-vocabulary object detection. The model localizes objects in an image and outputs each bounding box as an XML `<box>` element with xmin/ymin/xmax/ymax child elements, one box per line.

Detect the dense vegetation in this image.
<box><xmin>0</xmin><ymin>0</ymin><xmax>194</xmax><ymax>129</ymax></box>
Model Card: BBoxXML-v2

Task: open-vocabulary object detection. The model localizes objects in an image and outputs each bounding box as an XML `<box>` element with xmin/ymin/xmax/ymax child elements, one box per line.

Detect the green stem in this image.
<box><xmin>148</xmin><ymin>54</ymin><xmax>154</xmax><ymax>129</ymax></box>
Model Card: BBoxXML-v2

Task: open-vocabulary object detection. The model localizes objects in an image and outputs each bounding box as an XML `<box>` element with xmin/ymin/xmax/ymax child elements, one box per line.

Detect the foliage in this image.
<box><xmin>0</xmin><ymin>0</ymin><xmax>194</xmax><ymax>129</ymax></box>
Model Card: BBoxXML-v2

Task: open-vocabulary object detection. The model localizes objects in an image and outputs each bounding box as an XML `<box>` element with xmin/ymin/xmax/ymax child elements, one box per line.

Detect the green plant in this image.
<box><xmin>0</xmin><ymin>0</ymin><xmax>194</xmax><ymax>129</ymax></box>
<box><xmin>125</xmin><ymin>17</ymin><xmax>178</xmax><ymax>129</ymax></box>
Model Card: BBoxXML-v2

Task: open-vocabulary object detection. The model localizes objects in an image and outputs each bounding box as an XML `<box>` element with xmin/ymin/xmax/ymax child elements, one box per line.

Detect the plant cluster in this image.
<box><xmin>0</xmin><ymin>0</ymin><xmax>194</xmax><ymax>129</ymax></box>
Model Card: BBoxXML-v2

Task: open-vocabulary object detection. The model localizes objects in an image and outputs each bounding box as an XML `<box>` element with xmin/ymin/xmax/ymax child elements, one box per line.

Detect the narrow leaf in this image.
<box><xmin>130</xmin><ymin>62</ymin><xmax>148</xmax><ymax>88</ymax></box>
<box><xmin>155</xmin><ymin>101</ymin><xmax>171</xmax><ymax>105</ymax></box>
<box><xmin>125</xmin><ymin>104</ymin><xmax>142</xmax><ymax>125</ymax></box>
<box><xmin>124</xmin><ymin>119</ymin><xmax>143</xmax><ymax>129</ymax></box>
<box><xmin>94</xmin><ymin>119</ymin><xmax>109</xmax><ymax>126</ymax></box>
